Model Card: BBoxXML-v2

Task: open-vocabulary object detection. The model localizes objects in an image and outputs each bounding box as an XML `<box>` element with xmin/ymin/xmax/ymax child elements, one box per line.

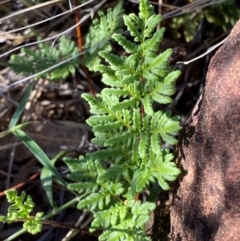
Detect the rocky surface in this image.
<box><xmin>170</xmin><ymin>19</ymin><xmax>240</xmax><ymax>241</ymax></box>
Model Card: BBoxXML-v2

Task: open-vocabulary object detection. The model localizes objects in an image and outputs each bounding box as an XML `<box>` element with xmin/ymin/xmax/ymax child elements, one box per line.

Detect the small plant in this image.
<box><xmin>8</xmin><ymin>35</ymin><xmax>79</xmax><ymax>81</ymax></box>
<box><xmin>171</xmin><ymin>0</ymin><xmax>240</xmax><ymax>42</ymax></box>
<box><xmin>7</xmin><ymin>1</ymin><xmax>124</xmax><ymax>81</ymax></box>
<box><xmin>64</xmin><ymin>0</ymin><xmax>181</xmax><ymax>240</ymax></box>
<box><xmin>1</xmin><ymin>0</ymin><xmax>181</xmax><ymax>239</ymax></box>
<box><xmin>0</xmin><ymin>189</ymin><xmax>43</xmax><ymax>234</ymax></box>
<box><xmin>84</xmin><ymin>0</ymin><xmax>124</xmax><ymax>71</ymax></box>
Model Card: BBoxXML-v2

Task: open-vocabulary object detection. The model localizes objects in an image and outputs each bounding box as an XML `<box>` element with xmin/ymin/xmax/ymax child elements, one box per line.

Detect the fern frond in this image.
<box><xmin>64</xmin><ymin>0</ymin><xmax>181</xmax><ymax>239</ymax></box>
<box><xmin>0</xmin><ymin>190</ymin><xmax>43</xmax><ymax>234</ymax></box>
<box><xmin>150</xmin><ymin>111</ymin><xmax>163</xmax><ymax>130</ymax></box>
<box><xmin>102</xmin><ymin>88</ymin><xmax>129</xmax><ymax>97</ymax></box>
<box><xmin>139</xmin><ymin>0</ymin><xmax>153</xmax><ymax>20</ymax></box>
<box><xmin>84</xmin><ymin>1</ymin><xmax>124</xmax><ymax>71</ymax></box>
<box><xmin>133</xmin><ymin>108</ymin><xmax>141</xmax><ymax>131</ymax></box>
<box><xmin>8</xmin><ymin>36</ymin><xmax>79</xmax><ymax>81</ymax></box>
<box><xmin>64</xmin><ymin>156</ymin><xmax>103</xmax><ymax>194</ymax></box>
<box><xmin>99</xmin><ymin>51</ymin><xmax>125</xmax><ymax>68</ymax></box>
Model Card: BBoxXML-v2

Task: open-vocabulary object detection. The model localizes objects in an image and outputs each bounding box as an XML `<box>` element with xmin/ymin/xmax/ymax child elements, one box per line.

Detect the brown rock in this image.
<box><xmin>170</xmin><ymin>20</ymin><xmax>240</xmax><ymax>241</ymax></box>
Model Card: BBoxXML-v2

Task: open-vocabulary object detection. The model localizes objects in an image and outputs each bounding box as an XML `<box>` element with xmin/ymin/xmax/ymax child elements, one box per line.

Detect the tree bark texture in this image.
<box><xmin>169</xmin><ymin>19</ymin><xmax>240</xmax><ymax>241</ymax></box>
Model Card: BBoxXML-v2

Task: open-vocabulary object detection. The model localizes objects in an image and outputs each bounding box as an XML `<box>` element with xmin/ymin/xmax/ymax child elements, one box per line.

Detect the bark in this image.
<box><xmin>169</xmin><ymin>19</ymin><xmax>240</xmax><ymax>241</ymax></box>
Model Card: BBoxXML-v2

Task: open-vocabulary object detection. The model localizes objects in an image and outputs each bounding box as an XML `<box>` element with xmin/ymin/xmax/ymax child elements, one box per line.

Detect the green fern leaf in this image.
<box><xmin>150</xmin><ymin>111</ymin><xmax>163</xmax><ymax>130</ymax></box>
<box><xmin>68</xmin><ymin>182</ymin><xmax>97</xmax><ymax>193</ymax></box>
<box><xmin>102</xmin><ymin>88</ymin><xmax>129</xmax><ymax>97</ymax></box>
<box><xmin>151</xmin><ymin>132</ymin><xmax>161</xmax><ymax>155</ymax></box>
<box><xmin>142</xmin><ymin>28</ymin><xmax>164</xmax><ymax>54</ymax></box>
<box><xmin>139</xmin><ymin>133</ymin><xmax>149</xmax><ymax>159</ymax></box>
<box><xmin>157</xmin><ymin>110</ymin><xmax>181</xmax><ymax>145</ymax></box>
<box><xmin>99</xmin><ymin>229</ymin><xmax>126</xmax><ymax>241</ymax></box>
<box><xmin>123</xmin><ymin>14</ymin><xmax>143</xmax><ymax>42</ymax></box>
<box><xmin>143</xmin><ymin>49</ymin><xmax>172</xmax><ymax>77</ymax></box>
<box><xmin>139</xmin><ymin>0</ymin><xmax>153</xmax><ymax>20</ymax></box>
<box><xmin>78</xmin><ymin>192</ymin><xmax>111</xmax><ymax>210</ymax></box>
<box><xmin>96</xmin><ymin>200</ymin><xmax>154</xmax><ymax>241</ymax></box>
<box><xmin>131</xmin><ymin>166</ymin><xmax>154</xmax><ymax>193</ymax></box>
<box><xmin>90</xmin><ymin>205</ymin><xmax>123</xmax><ymax>230</ymax></box>
<box><xmin>131</xmin><ymin>200</ymin><xmax>155</xmax><ymax>220</ymax></box>
<box><xmin>87</xmin><ymin>115</ymin><xmax>114</xmax><ymax>126</ymax></box>
<box><xmin>99</xmin><ymin>51</ymin><xmax>125</xmax><ymax>68</ymax></box>
<box><xmin>88</xmin><ymin>148</ymin><xmax>124</xmax><ymax>162</ymax></box>
<box><xmin>104</xmin><ymin>132</ymin><xmax>134</xmax><ymax>147</ymax></box>
<box><xmin>97</xmin><ymin>164</ymin><xmax>129</xmax><ymax>183</ymax></box>
<box><xmin>153</xmin><ymin>152</ymin><xmax>181</xmax><ymax>190</ymax></box>
<box><xmin>112</xmin><ymin>33</ymin><xmax>138</xmax><ymax>53</ymax></box>
<box><xmin>97</xmin><ymin>65</ymin><xmax>116</xmax><ymax>77</ymax></box>
<box><xmin>81</xmin><ymin>94</ymin><xmax>107</xmax><ymax>115</ymax></box>
<box><xmin>93</xmin><ymin>122</ymin><xmax>122</xmax><ymax>132</ymax></box>
<box><xmin>8</xmin><ymin>35</ymin><xmax>79</xmax><ymax>81</ymax></box>
<box><xmin>106</xmin><ymin>182</ymin><xmax>125</xmax><ymax>196</ymax></box>
<box><xmin>144</xmin><ymin>14</ymin><xmax>162</xmax><ymax>38</ymax></box>
<box><xmin>142</xmin><ymin>95</ymin><xmax>153</xmax><ymax>115</ymax></box>
<box><xmin>133</xmin><ymin>108</ymin><xmax>141</xmax><ymax>131</ymax></box>
<box><xmin>131</xmin><ymin>138</ymin><xmax>139</xmax><ymax>164</ymax></box>
<box><xmin>121</xmin><ymin>109</ymin><xmax>131</xmax><ymax>125</ymax></box>
<box><xmin>112</xmin><ymin>97</ymin><xmax>138</xmax><ymax>111</ymax></box>
<box><xmin>84</xmin><ymin>1</ymin><xmax>124</xmax><ymax>71</ymax></box>
<box><xmin>152</xmin><ymin>70</ymin><xmax>181</xmax><ymax>104</ymax></box>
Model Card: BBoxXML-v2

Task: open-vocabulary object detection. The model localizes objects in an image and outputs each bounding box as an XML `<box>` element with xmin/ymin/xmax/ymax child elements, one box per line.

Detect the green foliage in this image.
<box><xmin>64</xmin><ymin>0</ymin><xmax>181</xmax><ymax>240</ymax></box>
<box><xmin>84</xmin><ymin>1</ymin><xmax>124</xmax><ymax>71</ymax></box>
<box><xmin>7</xmin><ymin>2</ymin><xmax>124</xmax><ymax>79</ymax></box>
<box><xmin>91</xmin><ymin>200</ymin><xmax>155</xmax><ymax>241</ymax></box>
<box><xmin>3</xmin><ymin>0</ymin><xmax>181</xmax><ymax>239</ymax></box>
<box><xmin>8</xmin><ymin>35</ymin><xmax>79</xmax><ymax>81</ymax></box>
<box><xmin>171</xmin><ymin>0</ymin><xmax>240</xmax><ymax>42</ymax></box>
<box><xmin>0</xmin><ymin>189</ymin><xmax>43</xmax><ymax>234</ymax></box>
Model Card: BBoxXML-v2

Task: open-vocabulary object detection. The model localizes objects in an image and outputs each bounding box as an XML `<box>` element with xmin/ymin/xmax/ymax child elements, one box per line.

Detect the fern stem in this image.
<box><xmin>74</xmin><ymin>0</ymin><xmax>96</xmax><ymax>97</ymax></box>
<box><xmin>74</xmin><ymin>0</ymin><xmax>83</xmax><ymax>53</ymax></box>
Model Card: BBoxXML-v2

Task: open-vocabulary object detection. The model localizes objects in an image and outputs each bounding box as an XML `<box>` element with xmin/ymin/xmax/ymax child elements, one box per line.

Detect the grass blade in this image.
<box><xmin>9</xmin><ymin>82</ymin><xmax>34</xmax><ymax>129</ymax></box>
<box><xmin>40</xmin><ymin>150</ymin><xmax>71</xmax><ymax>208</ymax></box>
<box><xmin>13</xmin><ymin>129</ymin><xmax>67</xmax><ymax>187</ymax></box>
